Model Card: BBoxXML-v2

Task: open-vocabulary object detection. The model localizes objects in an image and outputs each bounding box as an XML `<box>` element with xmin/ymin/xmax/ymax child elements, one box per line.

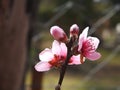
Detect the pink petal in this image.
<box><xmin>85</xmin><ymin>51</ymin><xmax>101</xmax><ymax>61</ymax></box>
<box><xmin>60</xmin><ymin>42</ymin><xmax>67</xmax><ymax>57</ymax></box>
<box><xmin>87</xmin><ymin>36</ymin><xmax>100</xmax><ymax>50</ymax></box>
<box><xmin>79</xmin><ymin>27</ymin><xmax>89</xmax><ymax>40</ymax></box>
<box><xmin>78</xmin><ymin>27</ymin><xmax>89</xmax><ymax>51</ymax></box>
<box><xmin>78</xmin><ymin>37</ymin><xmax>84</xmax><ymax>51</ymax></box>
<box><xmin>52</xmin><ymin>40</ymin><xmax>67</xmax><ymax>57</ymax></box>
<box><xmin>39</xmin><ymin>48</ymin><xmax>54</xmax><ymax>61</ymax></box>
<box><xmin>52</xmin><ymin>40</ymin><xmax>61</xmax><ymax>55</ymax></box>
<box><xmin>35</xmin><ymin>62</ymin><xmax>52</xmax><ymax>72</ymax></box>
<box><xmin>69</xmin><ymin>55</ymin><xmax>84</xmax><ymax>65</ymax></box>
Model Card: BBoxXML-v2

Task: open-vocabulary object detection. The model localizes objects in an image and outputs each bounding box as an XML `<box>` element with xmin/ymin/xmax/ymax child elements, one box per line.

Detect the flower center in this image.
<box><xmin>49</xmin><ymin>54</ymin><xmax>65</xmax><ymax>68</ymax></box>
<box><xmin>82</xmin><ymin>39</ymin><xmax>95</xmax><ymax>54</ymax></box>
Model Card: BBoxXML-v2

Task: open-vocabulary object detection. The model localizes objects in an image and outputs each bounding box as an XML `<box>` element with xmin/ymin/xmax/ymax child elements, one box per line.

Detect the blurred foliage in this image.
<box><xmin>38</xmin><ymin>0</ymin><xmax>120</xmax><ymax>28</ymax></box>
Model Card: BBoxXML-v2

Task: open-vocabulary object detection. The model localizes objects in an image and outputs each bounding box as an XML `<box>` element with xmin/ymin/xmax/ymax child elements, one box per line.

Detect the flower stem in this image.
<box><xmin>55</xmin><ymin>39</ymin><xmax>73</xmax><ymax>90</ymax></box>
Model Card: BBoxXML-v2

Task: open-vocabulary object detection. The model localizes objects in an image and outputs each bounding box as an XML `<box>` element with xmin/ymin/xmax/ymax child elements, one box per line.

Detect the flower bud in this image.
<box><xmin>50</xmin><ymin>26</ymin><xmax>68</xmax><ymax>42</ymax></box>
<box><xmin>70</xmin><ymin>24</ymin><xmax>79</xmax><ymax>38</ymax></box>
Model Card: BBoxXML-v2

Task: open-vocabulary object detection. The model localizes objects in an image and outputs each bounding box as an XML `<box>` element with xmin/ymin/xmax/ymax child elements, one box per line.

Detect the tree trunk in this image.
<box><xmin>0</xmin><ymin>0</ymin><xmax>29</xmax><ymax>90</ymax></box>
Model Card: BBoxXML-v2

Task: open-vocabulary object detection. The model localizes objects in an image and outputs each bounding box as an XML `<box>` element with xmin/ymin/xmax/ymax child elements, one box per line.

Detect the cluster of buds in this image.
<box><xmin>35</xmin><ymin>24</ymin><xmax>101</xmax><ymax>72</ymax></box>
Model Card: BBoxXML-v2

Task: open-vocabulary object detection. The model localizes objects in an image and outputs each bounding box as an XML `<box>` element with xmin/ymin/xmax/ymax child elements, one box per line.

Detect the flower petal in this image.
<box><xmin>39</xmin><ymin>48</ymin><xmax>54</xmax><ymax>61</ymax></box>
<box><xmin>78</xmin><ymin>27</ymin><xmax>89</xmax><ymax>51</ymax></box>
<box><xmin>69</xmin><ymin>55</ymin><xmax>84</xmax><ymax>65</ymax></box>
<box><xmin>85</xmin><ymin>51</ymin><xmax>101</xmax><ymax>61</ymax></box>
<box><xmin>60</xmin><ymin>42</ymin><xmax>67</xmax><ymax>57</ymax></box>
<box><xmin>87</xmin><ymin>36</ymin><xmax>100</xmax><ymax>50</ymax></box>
<box><xmin>79</xmin><ymin>27</ymin><xmax>89</xmax><ymax>40</ymax></box>
<box><xmin>78</xmin><ymin>37</ymin><xmax>83</xmax><ymax>51</ymax></box>
<box><xmin>52</xmin><ymin>40</ymin><xmax>61</xmax><ymax>55</ymax></box>
<box><xmin>35</xmin><ymin>62</ymin><xmax>52</xmax><ymax>72</ymax></box>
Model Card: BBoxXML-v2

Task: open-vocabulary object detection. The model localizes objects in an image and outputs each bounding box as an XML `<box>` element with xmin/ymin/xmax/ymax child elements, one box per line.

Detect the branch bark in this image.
<box><xmin>0</xmin><ymin>0</ymin><xmax>29</xmax><ymax>90</ymax></box>
<box><xmin>55</xmin><ymin>38</ymin><xmax>74</xmax><ymax>90</ymax></box>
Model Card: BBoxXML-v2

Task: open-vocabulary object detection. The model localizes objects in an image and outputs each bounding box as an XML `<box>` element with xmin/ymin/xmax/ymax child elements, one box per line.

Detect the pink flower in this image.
<box><xmin>78</xmin><ymin>27</ymin><xmax>101</xmax><ymax>63</ymax></box>
<box><xmin>50</xmin><ymin>26</ymin><xmax>68</xmax><ymax>42</ymax></box>
<box><xmin>35</xmin><ymin>40</ymin><xmax>81</xmax><ymax>72</ymax></box>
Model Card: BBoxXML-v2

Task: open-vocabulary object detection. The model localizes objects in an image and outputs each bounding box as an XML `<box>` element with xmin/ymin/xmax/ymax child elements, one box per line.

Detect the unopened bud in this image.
<box><xmin>50</xmin><ymin>26</ymin><xmax>68</xmax><ymax>42</ymax></box>
<box><xmin>70</xmin><ymin>24</ymin><xmax>79</xmax><ymax>38</ymax></box>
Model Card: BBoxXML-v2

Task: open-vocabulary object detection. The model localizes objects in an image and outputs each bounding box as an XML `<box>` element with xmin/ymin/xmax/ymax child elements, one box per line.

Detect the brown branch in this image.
<box><xmin>55</xmin><ymin>38</ymin><xmax>74</xmax><ymax>90</ymax></box>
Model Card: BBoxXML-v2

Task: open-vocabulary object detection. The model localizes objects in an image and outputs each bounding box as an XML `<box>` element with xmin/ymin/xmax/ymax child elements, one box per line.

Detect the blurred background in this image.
<box><xmin>0</xmin><ymin>0</ymin><xmax>120</xmax><ymax>90</ymax></box>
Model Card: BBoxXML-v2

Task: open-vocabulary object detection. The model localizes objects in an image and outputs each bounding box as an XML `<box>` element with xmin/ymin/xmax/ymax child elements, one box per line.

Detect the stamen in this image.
<box><xmin>85</xmin><ymin>39</ymin><xmax>95</xmax><ymax>51</ymax></box>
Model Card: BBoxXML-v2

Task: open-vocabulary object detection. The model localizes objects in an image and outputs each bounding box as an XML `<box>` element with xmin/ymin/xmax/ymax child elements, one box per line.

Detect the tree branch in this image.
<box><xmin>55</xmin><ymin>38</ymin><xmax>73</xmax><ymax>90</ymax></box>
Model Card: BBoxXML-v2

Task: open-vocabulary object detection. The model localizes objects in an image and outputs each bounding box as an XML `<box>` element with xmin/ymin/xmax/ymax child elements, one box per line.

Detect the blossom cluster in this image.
<box><xmin>35</xmin><ymin>24</ymin><xmax>101</xmax><ymax>72</ymax></box>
